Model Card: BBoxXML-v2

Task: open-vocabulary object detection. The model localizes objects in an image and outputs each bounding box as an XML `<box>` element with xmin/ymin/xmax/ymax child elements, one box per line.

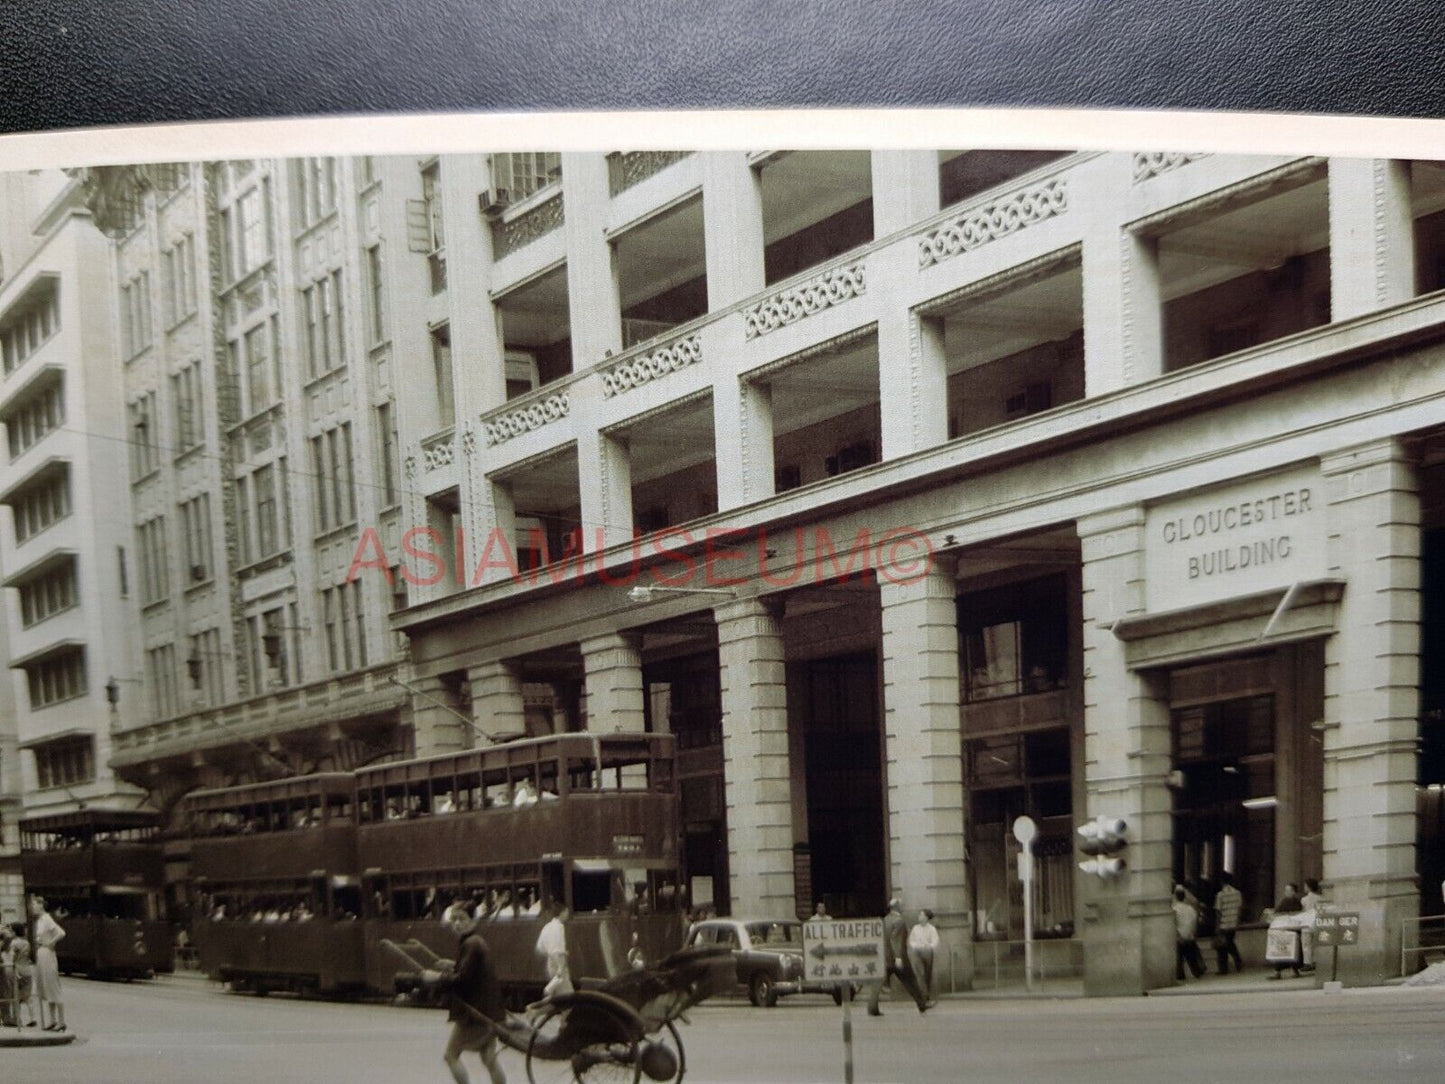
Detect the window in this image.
<box><xmin>136</xmin><ymin>516</ymin><xmax>170</xmax><ymax>605</ymax></box>
<box><xmin>0</xmin><ymin>284</ymin><xmax>60</xmax><ymax>375</ymax></box>
<box><xmin>120</xmin><ymin>271</ymin><xmax>152</xmax><ymax>357</ymax></box>
<box><xmin>248</xmin><ymin>607</ymin><xmax>292</xmax><ymax>688</ymax></box>
<box><xmin>959</xmin><ymin>575</ymin><xmax>1068</xmax><ymax>703</ymax></box>
<box><xmin>171</xmin><ymin>361</ymin><xmax>204</xmax><ymax>452</ymax></box>
<box><xmin>33</xmin><ymin>733</ymin><xmax>93</xmax><ymax>786</ymax></box>
<box><xmin>432</xmin><ymin>324</ymin><xmax>454</xmax><ymax>424</ymax></box>
<box><xmin>302</xmin><ymin>270</ymin><xmax>346</xmax><ymax>378</ymax></box>
<box><xmin>254</xmin><ymin>463</ymin><xmax>279</xmax><ymax>558</ymax></box>
<box><xmin>9</xmin><ymin>467</ymin><xmax>70</xmax><ymax>544</ymax></box>
<box><xmin>244</xmin><ymin>323</ymin><xmax>273</xmax><ymax>413</ymax></box>
<box><xmin>117</xmin><ymin>545</ymin><xmax>128</xmax><ymax>596</ymax></box>
<box><xmin>422</xmin><ymin>163</ymin><xmax>446</xmax><ymax>293</ymax></box>
<box><xmin>366</xmin><ymin>245</ymin><xmax>386</xmax><ymax>343</ymax></box>
<box><xmin>26</xmin><ymin>649</ymin><xmax>87</xmax><ymax>710</ymax></box>
<box><xmin>357</xmin><ymin>156</ymin><xmax>377</xmax><ymax>187</ymax></box>
<box><xmin>17</xmin><ymin>558</ymin><xmax>78</xmax><ymax>628</ymax></box>
<box><xmin>189</xmin><ymin>628</ymin><xmax>225</xmax><ymax>706</ymax></box>
<box><xmin>128</xmin><ymin>392</ymin><xmax>160</xmax><ymax>479</ymax></box>
<box><xmin>311</xmin><ymin>423</ymin><xmax>356</xmax><ymax>532</ymax></box>
<box><xmin>237</xmin><ymin>185</ymin><xmax>268</xmax><ymax>275</ymax></box>
<box><xmin>235</xmin><ymin>474</ymin><xmax>251</xmax><ymax>565</ymax></box>
<box><xmin>491</xmin><ymin>153</ymin><xmax>561</xmax><ymax>202</ymax></box>
<box><xmin>162</xmin><ymin>234</ymin><xmax>197</xmax><ymax>326</ymax></box>
<box><xmin>377</xmin><ymin>402</ymin><xmax>400</xmax><ymax>506</ymax></box>
<box><xmin>294</xmin><ymin>157</ymin><xmax>338</xmax><ymax>229</ymax></box>
<box><xmin>6</xmin><ymin>378</ymin><xmax>65</xmax><ymax>460</ymax></box>
<box><xmin>321</xmin><ymin>580</ymin><xmax>367</xmax><ymax>673</ymax></box>
<box><xmin>147</xmin><ymin>644</ymin><xmax>179</xmax><ymax>720</ymax></box>
<box><xmin>179</xmin><ymin>494</ymin><xmax>213</xmax><ymax>583</ymax></box>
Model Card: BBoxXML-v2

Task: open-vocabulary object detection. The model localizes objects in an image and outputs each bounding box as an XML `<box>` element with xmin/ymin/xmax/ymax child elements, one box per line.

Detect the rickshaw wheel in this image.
<box><xmin>526</xmin><ymin>1000</ymin><xmax>642</xmax><ymax>1084</ymax></box>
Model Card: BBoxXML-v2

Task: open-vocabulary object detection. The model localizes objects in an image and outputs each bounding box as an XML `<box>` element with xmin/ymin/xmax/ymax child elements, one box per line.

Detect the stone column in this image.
<box><xmin>1320</xmin><ymin>438</ymin><xmax>1420</xmax><ymax>984</ymax></box>
<box><xmin>442</xmin><ymin>154</ymin><xmax>508</xmax><ymax>413</ymax></box>
<box><xmin>1080</xmin><ymin>156</ymin><xmax>1162</xmax><ymax>395</ymax></box>
<box><xmin>410</xmin><ymin>673</ymin><xmax>469</xmax><ymax>757</ymax></box>
<box><xmin>1328</xmin><ymin>159</ymin><xmax>1415</xmax><ymax>322</ymax></box>
<box><xmin>871</xmin><ymin>151</ymin><xmax>940</xmax><ymax>239</ymax></box>
<box><xmin>701</xmin><ymin>152</ymin><xmax>766</xmax><ymax>310</ymax></box>
<box><xmin>879</xmin><ymin>557</ymin><xmax>971</xmax><ymax>987</ymax></box>
<box><xmin>470</xmin><ymin>660</ymin><xmax>526</xmax><ymax>740</ymax></box>
<box><xmin>562</xmin><ymin>152</ymin><xmax>623</xmax><ymax>370</ymax></box>
<box><xmin>712</xmin><ymin>365</ymin><xmax>775</xmax><ymax>512</ymax></box>
<box><xmin>1077</xmin><ymin>506</ymin><xmax>1175</xmax><ymax>995</ymax></box>
<box><xmin>581</xmin><ymin>632</ymin><xmax>646</xmax><ymax>733</ymax></box>
<box><xmin>716</xmin><ymin>598</ymin><xmax>795</xmax><ymax>916</ymax></box>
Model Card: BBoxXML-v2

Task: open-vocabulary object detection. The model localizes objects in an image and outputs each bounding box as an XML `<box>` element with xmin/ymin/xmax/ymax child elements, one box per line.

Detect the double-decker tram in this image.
<box><xmin>18</xmin><ymin>810</ymin><xmax>174</xmax><ymax>979</ymax></box>
<box><xmin>185</xmin><ymin>773</ymin><xmax>365</xmax><ymax>995</ymax></box>
<box><xmin>355</xmin><ymin>732</ymin><xmax>685</xmax><ymax>1005</ymax></box>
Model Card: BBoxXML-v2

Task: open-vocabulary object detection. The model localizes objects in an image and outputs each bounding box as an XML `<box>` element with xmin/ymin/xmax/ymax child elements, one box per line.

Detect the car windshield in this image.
<box><xmin>745</xmin><ymin>921</ymin><xmax>800</xmax><ymax>945</ymax></box>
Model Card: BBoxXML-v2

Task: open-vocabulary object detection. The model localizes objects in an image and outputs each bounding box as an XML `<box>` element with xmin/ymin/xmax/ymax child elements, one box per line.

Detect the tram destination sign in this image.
<box><xmin>1314</xmin><ymin>911</ymin><xmax>1360</xmax><ymax>946</ymax></box>
<box><xmin>802</xmin><ymin>918</ymin><xmax>887</xmax><ymax>985</ymax></box>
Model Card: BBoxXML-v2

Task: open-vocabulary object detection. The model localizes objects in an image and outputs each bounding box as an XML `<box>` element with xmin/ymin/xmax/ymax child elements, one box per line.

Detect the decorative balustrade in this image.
<box><xmin>490</xmin><ymin>189</ymin><xmax>565</xmax><ymax>259</ymax></box>
<box><xmin>600</xmin><ymin>334</ymin><xmax>702</xmax><ymax>397</ymax></box>
<box><xmin>482</xmin><ymin>390</ymin><xmax>572</xmax><ymax>446</ymax></box>
<box><xmin>742</xmin><ymin>262</ymin><xmax>867</xmax><ymax>339</ymax></box>
<box><xmin>420</xmin><ymin>430</ymin><xmax>455</xmax><ymax>471</ymax></box>
<box><xmin>918</xmin><ymin>179</ymin><xmax>1069</xmax><ymax>268</ymax></box>
<box><xmin>607</xmin><ymin>151</ymin><xmax>692</xmax><ymax>196</ymax></box>
<box><xmin>1132</xmin><ymin>152</ymin><xmax>1207</xmax><ymax>183</ymax></box>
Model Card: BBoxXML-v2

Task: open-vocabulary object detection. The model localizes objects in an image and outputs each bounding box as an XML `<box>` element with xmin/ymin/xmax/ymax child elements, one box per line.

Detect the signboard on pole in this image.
<box><xmin>802</xmin><ymin>918</ymin><xmax>887</xmax><ymax>985</ymax></box>
<box><xmin>1315</xmin><ymin>911</ymin><xmax>1360</xmax><ymax>946</ymax></box>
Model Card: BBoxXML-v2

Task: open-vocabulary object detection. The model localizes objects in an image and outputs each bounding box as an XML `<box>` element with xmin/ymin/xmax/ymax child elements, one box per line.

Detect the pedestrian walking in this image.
<box><xmin>907</xmin><ymin>909</ymin><xmax>940</xmax><ymax>1004</ymax></box>
<box><xmin>1212</xmin><ymin>873</ymin><xmax>1244</xmax><ymax>975</ymax></box>
<box><xmin>1299</xmin><ymin>878</ymin><xmax>1326</xmax><ymax>973</ymax></box>
<box><xmin>0</xmin><ymin>924</ymin><xmax>14</xmax><ymax>1027</ymax></box>
<box><xmin>1266</xmin><ymin>884</ymin><xmax>1305</xmax><ymax>980</ymax></box>
<box><xmin>29</xmin><ymin>896</ymin><xmax>65</xmax><ymax>1032</ymax></box>
<box><xmin>867</xmin><ymin>897</ymin><xmax>929</xmax><ymax>1016</ymax></box>
<box><xmin>423</xmin><ymin>903</ymin><xmax>507</xmax><ymax>1084</ymax></box>
<box><xmin>1173</xmin><ymin>887</ymin><xmax>1206</xmax><ymax>981</ymax></box>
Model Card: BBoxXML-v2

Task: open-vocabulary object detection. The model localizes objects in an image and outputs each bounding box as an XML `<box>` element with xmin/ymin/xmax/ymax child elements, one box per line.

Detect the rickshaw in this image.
<box><xmin>384</xmin><ymin>939</ymin><xmax>735</xmax><ymax>1083</ymax></box>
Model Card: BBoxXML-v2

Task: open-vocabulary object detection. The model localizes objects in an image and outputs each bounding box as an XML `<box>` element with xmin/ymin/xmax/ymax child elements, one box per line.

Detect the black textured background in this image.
<box><xmin>1</xmin><ymin>0</ymin><xmax>1443</xmax><ymax>134</ymax></box>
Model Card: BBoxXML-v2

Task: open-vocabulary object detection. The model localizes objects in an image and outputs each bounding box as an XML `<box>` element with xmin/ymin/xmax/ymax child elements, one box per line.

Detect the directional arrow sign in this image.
<box><xmin>802</xmin><ymin>919</ymin><xmax>886</xmax><ymax>986</ymax></box>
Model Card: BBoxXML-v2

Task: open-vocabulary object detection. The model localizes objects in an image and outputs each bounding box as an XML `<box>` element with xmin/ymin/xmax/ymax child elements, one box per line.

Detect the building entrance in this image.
<box><xmin>800</xmin><ymin>652</ymin><xmax>886</xmax><ymax>918</ymax></box>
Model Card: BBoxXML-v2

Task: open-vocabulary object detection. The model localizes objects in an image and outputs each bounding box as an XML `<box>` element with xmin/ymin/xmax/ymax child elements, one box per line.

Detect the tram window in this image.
<box><xmin>572</xmin><ymin>870</ymin><xmax>611</xmax><ymax>913</ymax></box>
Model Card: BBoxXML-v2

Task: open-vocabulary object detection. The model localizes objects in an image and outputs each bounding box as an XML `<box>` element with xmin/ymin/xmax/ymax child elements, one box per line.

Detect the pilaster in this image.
<box><xmin>716</xmin><ymin>598</ymin><xmax>795</xmax><ymax>916</ymax></box>
<box><xmin>577</xmin><ymin>426</ymin><xmax>634</xmax><ymax>553</ymax></box>
<box><xmin>562</xmin><ymin>152</ymin><xmax>623</xmax><ymax>370</ymax></box>
<box><xmin>470</xmin><ymin>659</ymin><xmax>527</xmax><ymax>740</ymax></box>
<box><xmin>410</xmin><ymin>673</ymin><xmax>469</xmax><ymax>757</ymax></box>
<box><xmin>1320</xmin><ymin>437</ymin><xmax>1420</xmax><ymax>985</ymax></box>
<box><xmin>581</xmin><ymin>631</ymin><xmax>646</xmax><ymax>733</ymax></box>
<box><xmin>870</xmin><ymin>151</ymin><xmax>940</xmax><ymax>239</ymax></box>
<box><xmin>701</xmin><ymin>153</ymin><xmax>766</xmax><ymax>310</ymax></box>
<box><xmin>712</xmin><ymin>363</ymin><xmax>775</xmax><ymax>512</ymax></box>
<box><xmin>1328</xmin><ymin>159</ymin><xmax>1415</xmax><ymax>323</ymax></box>
<box><xmin>1077</xmin><ymin>505</ymin><xmax>1175</xmax><ymax>995</ymax></box>
<box><xmin>879</xmin><ymin>557</ymin><xmax>971</xmax><ymax>985</ymax></box>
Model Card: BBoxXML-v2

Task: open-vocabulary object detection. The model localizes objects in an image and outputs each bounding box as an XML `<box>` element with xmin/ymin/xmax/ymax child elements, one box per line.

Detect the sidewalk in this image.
<box><xmin>0</xmin><ymin>1026</ymin><xmax>76</xmax><ymax>1048</ymax></box>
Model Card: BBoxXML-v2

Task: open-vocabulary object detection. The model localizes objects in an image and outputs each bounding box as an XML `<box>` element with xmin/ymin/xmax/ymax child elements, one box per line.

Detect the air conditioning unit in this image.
<box><xmin>479</xmin><ymin>188</ymin><xmax>512</xmax><ymax>217</ymax></box>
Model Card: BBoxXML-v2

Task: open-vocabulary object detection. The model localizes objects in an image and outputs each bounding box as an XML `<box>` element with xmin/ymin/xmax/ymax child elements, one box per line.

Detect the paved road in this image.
<box><xmin>4</xmin><ymin>975</ymin><xmax>1445</xmax><ymax>1083</ymax></box>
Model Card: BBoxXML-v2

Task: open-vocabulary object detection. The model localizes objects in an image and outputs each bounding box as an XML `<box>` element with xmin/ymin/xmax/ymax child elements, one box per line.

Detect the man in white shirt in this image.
<box><xmin>535</xmin><ymin>905</ymin><xmax>571</xmax><ymax>1000</ymax></box>
<box><xmin>907</xmin><ymin>910</ymin><xmax>941</xmax><ymax>1005</ymax></box>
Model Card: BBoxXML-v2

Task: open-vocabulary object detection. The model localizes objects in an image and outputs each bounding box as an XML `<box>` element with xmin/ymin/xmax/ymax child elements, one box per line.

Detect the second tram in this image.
<box><xmin>18</xmin><ymin>810</ymin><xmax>174</xmax><ymax>979</ymax></box>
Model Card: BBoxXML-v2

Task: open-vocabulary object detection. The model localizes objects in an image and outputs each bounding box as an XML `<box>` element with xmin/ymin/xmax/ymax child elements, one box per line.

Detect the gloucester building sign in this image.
<box><xmin>1145</xmin><ymin>467</ymin><xmax>1324</xmax><ymax>612</ymax></box>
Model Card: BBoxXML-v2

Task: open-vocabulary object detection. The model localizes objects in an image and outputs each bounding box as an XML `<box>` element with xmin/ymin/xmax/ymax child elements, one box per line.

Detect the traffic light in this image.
<box><xmin>1077</xmin><ymin>816</ymin><xmax>1128</xmax><ymax>878</ymax></box>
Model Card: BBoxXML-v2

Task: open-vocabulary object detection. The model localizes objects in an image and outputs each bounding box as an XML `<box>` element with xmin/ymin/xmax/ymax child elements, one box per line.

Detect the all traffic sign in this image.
<box><xmin>802</xmin><ymin>918</ymin><xmax>887</xmax><ymax>984</ymax></box>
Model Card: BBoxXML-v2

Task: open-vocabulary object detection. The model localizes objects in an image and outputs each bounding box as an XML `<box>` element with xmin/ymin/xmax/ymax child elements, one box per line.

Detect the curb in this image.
<box><xmin>0</xmin><ymin>1030</ymin><xmax>77</xmax><ymax>1048</ymax></box>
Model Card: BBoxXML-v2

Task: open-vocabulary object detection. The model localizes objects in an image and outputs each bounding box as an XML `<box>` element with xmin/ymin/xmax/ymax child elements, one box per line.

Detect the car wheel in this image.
<box><xmin>749</xmin><ymin>972</ymin><xmax>777</xmax><ymax>1008</ymax></box>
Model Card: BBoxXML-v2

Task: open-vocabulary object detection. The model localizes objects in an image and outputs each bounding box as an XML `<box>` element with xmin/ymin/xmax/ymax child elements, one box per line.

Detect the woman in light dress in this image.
<box><xmin>29</xmin><ymin>895</ymin><xmax>66</xmax><ymax>1032</ymax></box>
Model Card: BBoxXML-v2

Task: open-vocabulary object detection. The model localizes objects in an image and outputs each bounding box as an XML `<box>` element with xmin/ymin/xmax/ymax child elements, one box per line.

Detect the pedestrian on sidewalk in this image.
<box><xmin>1213</xmin><ymin>874</ymin><xmax>1244</xmax><ymax>975</ymax></box>
<box><xmin>867</xmin><ymin>897</ymin><xmax>929</xmax><ymax>1016</ymax></box>
<box><xmin>423</xmin><ymin>903</ymin><xmax>507</xmax><ymax>1084</ymax></box>
<box><xmin>1266</xmin><ymin>884</ymin><xmax>1305</xmax><ymax>980</ymax></box>
<box><xmin>29</xmin><ymin>896</ymin><xmax>65</xmax><ymax>1032</ymax></box>
<box><xmin>1173</xmin><ymin>887</ymin><xmax>1206</xmax><ymax>981</ymax></box>
<box><xmin>1300</xmin><ymin>878</ymin><xmax>1326</xmax><ymax>974</ymax></box>
<box><xmin>908</xmin><ymin>909</ymin><xmax>940</xmax><ymax>1005</ymax></box>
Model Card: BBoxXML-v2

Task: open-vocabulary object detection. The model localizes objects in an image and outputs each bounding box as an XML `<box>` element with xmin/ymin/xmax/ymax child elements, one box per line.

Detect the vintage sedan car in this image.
<box><xmin>684</xmin><ymin>917</ymin><xmax>842</xmax><ymax>1007</ymax></box>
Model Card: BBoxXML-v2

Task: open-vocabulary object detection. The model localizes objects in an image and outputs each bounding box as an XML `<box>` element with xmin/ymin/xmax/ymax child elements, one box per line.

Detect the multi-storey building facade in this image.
<box><xmin>381</xmin><ymin>148</ymin><xmax>1445</xmax><ymax>996</ymax></box>
<box><xmin>0</xmin><ymin>170</ymin><xmax>144</xmax><ymax>864</ymax></box>
<box><xmin>81</xmin><ymin>161</ymin><xmax>412</xmax><ymax>813</ymax></box>
<box><xmin>13</xmin><ymin>147</ymin><xmax>1445</xmax><ymax>997</ymax></box>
